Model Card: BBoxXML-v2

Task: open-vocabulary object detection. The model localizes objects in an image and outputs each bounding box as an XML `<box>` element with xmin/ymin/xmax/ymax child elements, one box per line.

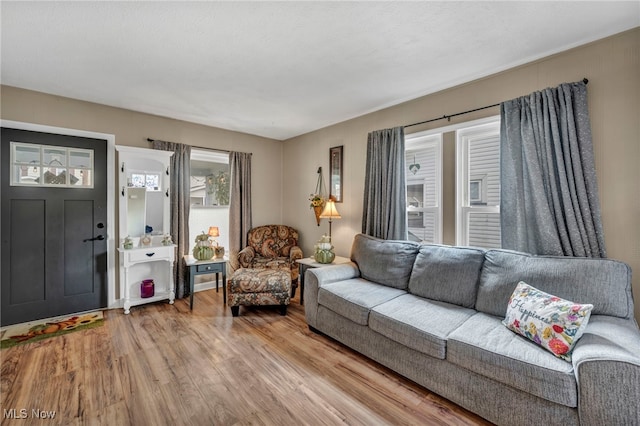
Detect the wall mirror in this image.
<box><xmin>116</xmin><ymin>146</ymin><xmax>173</xmax><ymax>246</ymax></box>
<box><xmin>125</xmin><ymin>157</ymin><xmax>166</xmax><ymax>236</ymax></box>
<box><xmin>330</xmin><ymin>145</ymin><xmax>343</xmax><ymax>202</ymax></box>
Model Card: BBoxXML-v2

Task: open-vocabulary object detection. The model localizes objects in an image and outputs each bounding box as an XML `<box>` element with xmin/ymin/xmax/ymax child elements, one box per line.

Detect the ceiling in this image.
<box><xmin>1</xmin><ymin>2</ymin><xmax>638</xmax><ymax>140</ymax></box>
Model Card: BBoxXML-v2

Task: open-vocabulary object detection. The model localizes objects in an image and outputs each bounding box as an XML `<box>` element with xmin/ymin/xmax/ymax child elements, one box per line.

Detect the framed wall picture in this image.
<box><xmin>330</xmin><ymin>145</ymin><xmax>343</xmax><ymax>202</ymax></box>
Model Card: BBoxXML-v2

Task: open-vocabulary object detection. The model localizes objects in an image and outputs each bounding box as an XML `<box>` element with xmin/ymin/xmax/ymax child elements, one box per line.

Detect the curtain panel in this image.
<box><xmin>500</xmin><ymin>81</ymin><xmax>606</xmax><ymax>257</ymax></box>
<box><xmin>151</xmin><ymin>140</ymin><xmax>191</xmax><ymax>297</ymax></box>
<box><xmin>362</xmin><ymin>126</ymin><xmax>408</xmax><ymax>240</ymax></box>
<box><xmin>229</xmin><ymin>151</ymin><xmax>252</xmax><ymax>272</ymax></box>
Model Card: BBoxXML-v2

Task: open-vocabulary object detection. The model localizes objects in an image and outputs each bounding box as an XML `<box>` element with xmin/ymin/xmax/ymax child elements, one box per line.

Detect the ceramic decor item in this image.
<box><xmin>193</xmin><ymin>232</ymin><xmax>214</xmax><ymax>260</ymax></box>
<box><xmin>314</xmin><ymin>234</ymin><xmax>335</xmax><ymax>264</ymax></box>
<box><xmin>123</xmin><ymin>236</ymin><xmax>133</xmax><ymax>249</ymax></box>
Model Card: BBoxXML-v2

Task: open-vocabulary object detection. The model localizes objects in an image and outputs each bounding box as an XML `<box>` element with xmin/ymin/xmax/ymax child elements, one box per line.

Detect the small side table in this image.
<box><xmin>296</xmin><ymin>255</ymin><xmax>351</xmax><ymax>305</ymax></box>
<box><xmin>183</xmin><ymin>255</ymin><xmax>228</xmax><ymax>310</ymax></box>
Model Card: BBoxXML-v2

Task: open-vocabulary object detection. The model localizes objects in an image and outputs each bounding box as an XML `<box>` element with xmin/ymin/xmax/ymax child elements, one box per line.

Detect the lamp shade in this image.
<box><xmin>319</xmin><ymin>200</ymin><xmax>341</xmax><ymax>219</ymax></box>
<box><xmin>208</xmin><ymin>226</ymin><xmax>220</xmax><ymax>238</ymax></box>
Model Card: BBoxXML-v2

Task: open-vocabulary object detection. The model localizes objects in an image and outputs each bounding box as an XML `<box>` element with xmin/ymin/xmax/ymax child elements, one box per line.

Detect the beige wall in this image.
<box><xmin>0</xmin><ymin>85</ymin><xmax>285</xmax><ymax>230</ymax></box>
<box><xmin>2</xmin><ymin>29</ymin><xmax>638</xmax><ymax>321</ymax></box>
<box><xmin>283</xmin><ymin>28</ymin><xmax>640</xmax><ymax>322</ymax></box>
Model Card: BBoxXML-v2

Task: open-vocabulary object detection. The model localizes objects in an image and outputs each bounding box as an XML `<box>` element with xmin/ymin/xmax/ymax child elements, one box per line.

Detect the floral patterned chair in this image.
<box><xmin>237</xmin><ymin>225</ymin><xmax>304</xmax><ymax>297</ymax></box>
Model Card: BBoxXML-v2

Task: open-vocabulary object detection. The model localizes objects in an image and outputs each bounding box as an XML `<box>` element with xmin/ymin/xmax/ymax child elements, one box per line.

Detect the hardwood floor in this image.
<box><xmin>1</xmin><ymin>289</ymin><xmax>492</xmax><ymax>426</ymax></box>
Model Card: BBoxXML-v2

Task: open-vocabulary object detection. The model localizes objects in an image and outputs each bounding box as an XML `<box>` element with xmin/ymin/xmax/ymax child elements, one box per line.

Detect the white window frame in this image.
<box><xmin>405</xmin><ymin>132</ymin><xmax>443</xmax><ymax>244</ymax></box>
<box><xmin>129</xmin><ymin>172</ymin><xmax>161</xmax><ymax>191</ymax></box>
<box><xmin>455</xmin><ymin>117</ymin><xmax>501</xmax><ymax>247</ymax></box>
<box><xmin>10</xmin><ymin>142</ymin><xmax>94</xmax><ymax>188</ymax></box>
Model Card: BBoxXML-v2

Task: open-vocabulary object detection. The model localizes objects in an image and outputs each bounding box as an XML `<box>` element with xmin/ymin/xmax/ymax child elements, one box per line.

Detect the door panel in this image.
<box><xmin>64</xmin><ymin>199</ymin><xmax>95</xmax><ymax>296</ymax></box>
<box><xmin>1</xmin><ymin>127</ymin><xmax>108</xmax><ymax>325</ymax></box>
<box><xmin>10</xmin><ymin>199</ymin><xmax>46</xmax><ymax>304</ymax></box>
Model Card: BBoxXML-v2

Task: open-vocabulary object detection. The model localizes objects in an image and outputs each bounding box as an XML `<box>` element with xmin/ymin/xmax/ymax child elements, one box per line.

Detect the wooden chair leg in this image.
<box><xmin>279</xmin><ymin>305</ymin><xmax>287</xmax><ymax>316</ymax></box>
<box><xmin>231</xmin><ymin>306</ymin><xmax>239</xmax><ymax>317</ymax></box>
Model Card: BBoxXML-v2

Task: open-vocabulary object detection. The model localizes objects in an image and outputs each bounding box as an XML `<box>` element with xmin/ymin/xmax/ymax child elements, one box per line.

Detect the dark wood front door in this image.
<box><xmin>1</xmin><ymin>128</ymin><xmax>108</xmax><ymax>326</ymax></box>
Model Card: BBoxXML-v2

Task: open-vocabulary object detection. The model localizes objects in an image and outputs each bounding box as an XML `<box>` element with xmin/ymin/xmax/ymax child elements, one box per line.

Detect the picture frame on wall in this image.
<box><xmin>330</xmin><ymin>145</ymin><xmax>343</xmax><ymax>202</ymax></box>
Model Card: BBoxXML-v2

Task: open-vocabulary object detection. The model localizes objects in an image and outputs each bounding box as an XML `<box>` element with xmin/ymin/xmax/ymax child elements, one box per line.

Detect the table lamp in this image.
<box><xmin>319</xmin><ymin>200</ymin><xmax>341</xmax><ymax>241</ymax></box>
<box><xmin>208</xmin><ymin>226</ymin><xmax>225</xmax><ymax>259</ymax></box>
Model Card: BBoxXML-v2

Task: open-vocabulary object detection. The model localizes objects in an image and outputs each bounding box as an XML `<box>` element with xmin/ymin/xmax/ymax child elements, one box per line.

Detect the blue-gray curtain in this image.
<box><xmin>500</xmin><ymin>81</ymin><xmax>606</xmax><ymax>257</ymax></box>
<box><xmin>152</xmin><ymin>140</ymin><xmax>191</xmax><ymax>297</ymax></box>
<box><xmin>228</xmin><ymin>151</ymin><xmax>252</xmax><ymax>272</ymax></box>
<box><xmin>362</xmin><ymin>126</ymin><xmax>408</xmax><ymax>240</ymax></box>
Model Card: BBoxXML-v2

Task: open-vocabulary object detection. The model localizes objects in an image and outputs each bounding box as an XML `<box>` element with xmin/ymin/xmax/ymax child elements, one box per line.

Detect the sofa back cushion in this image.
<box><xmin>408</xmin><ymin>245</ymin><xmax>485</xmax><ymax>308</ymax></box>
<box><xmin>350</xmin><ymin>234</ymin><xmax>419</xmax><ymax>290</ymax></box>
<box><xmin>475</xmin><ymin>249</ymin><xmax>633</xmax><ymax>319</ymax></box>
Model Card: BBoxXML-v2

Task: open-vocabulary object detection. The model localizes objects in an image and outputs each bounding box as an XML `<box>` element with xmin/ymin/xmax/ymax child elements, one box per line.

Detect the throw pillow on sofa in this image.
<box><xmin>503</xmin><ymin>281</ymin><xmax>593</xmax><ymax>361</ymax></box>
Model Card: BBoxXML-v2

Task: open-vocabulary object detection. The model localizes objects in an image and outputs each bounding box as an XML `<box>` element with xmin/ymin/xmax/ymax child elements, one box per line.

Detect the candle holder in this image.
<box><xmin>140</xmin><ymin>279</ymin><xmax>155</xmax><ymax>298</ymax></box>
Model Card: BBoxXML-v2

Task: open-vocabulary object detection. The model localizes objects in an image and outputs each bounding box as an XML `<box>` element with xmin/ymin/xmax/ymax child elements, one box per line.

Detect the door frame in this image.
<box><xmin>1</xmin><ymin>120</ymin><xmax>118</xmax><ymax>310</ymax></box>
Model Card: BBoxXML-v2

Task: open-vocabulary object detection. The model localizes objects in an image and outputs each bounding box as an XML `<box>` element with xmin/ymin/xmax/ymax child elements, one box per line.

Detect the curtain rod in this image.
<box><xmin>404</xmin><ymin>78</ymin><xmax>589</xmax><ymax>129</ymax></box>
<box><xmin>147</xmin><ymin>138</ymin><xmax>252</xmax><ymax>155</ymax></box>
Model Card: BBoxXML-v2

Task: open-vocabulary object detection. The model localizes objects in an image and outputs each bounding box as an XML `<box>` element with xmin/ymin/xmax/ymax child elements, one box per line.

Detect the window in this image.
<box><xmin>189</xmin><ymin>149</ymin><xmax>230</xmax><ymax>258</ymax></box>
<box><xmin>130</xmin><ymin>173</ymin><xmax>160</xmax><ymax>191</ymax></box>
<box><xmin>10</xmin><ymin>142</ymin><xmax>94</xmax><ymax>188</ymax></box>
<box><xmin>456</xmin><ymin>119</ymin><xmax>501</xmax><ymax>248</ymax></box>
<box><xmin>405</xmin><ymin>116</ymin><xmax>500</xmax><ymax>249</ymax></box>
<box><xmin>190</xmin><ymin>150</ymin><xmax>230</xmax><ymax>207</ymax></box>
<box><xmin>405</xmin><ymin>133</ymin><xmax>442</xmax><ymax>243</ymax></box>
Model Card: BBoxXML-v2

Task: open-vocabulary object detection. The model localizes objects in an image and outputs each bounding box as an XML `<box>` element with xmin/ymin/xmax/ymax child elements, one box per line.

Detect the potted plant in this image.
<box><xmin>309</xmin><ymin>193</ymin><xmax>325</xmax><ymax>226</ymax></box>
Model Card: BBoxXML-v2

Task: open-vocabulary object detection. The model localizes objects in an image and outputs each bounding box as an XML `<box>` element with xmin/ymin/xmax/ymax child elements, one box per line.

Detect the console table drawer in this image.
<box><xmin>126</xmin><ymin>247</ymin><xmax>173</xmax><ymax>263</ymax></box>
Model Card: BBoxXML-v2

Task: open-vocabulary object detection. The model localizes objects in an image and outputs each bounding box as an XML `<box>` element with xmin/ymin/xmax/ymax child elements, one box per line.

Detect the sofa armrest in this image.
<box><xmin>238</xmin><ymin>246</ymin><xmax>255</xmax><ymax>268</ymax></box>
<box><xmin>572</xmin><ymin>315</ymin><xmax>640</xmax><ymax>425</ymax></box>
<box><xmin>290</xmin><ymin>246</ymin><xmax>304</xmax><ymax>262</ymax></box>
<box><xmin>304</xmin><ymin>263</ymin><xmax>360</xmax><ymax>328</ymax></box>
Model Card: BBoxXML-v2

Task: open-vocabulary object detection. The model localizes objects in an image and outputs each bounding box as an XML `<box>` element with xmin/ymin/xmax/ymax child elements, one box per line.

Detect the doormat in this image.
<box><xmin>0</xmin><ymin>311</ymin><xmax>104</xmax><ymax>349</ymax></box>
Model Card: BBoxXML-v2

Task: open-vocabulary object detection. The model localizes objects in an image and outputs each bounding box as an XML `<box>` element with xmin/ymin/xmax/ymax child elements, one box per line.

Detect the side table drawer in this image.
<box><xmin>196</xmin><ymin>263</ymin><xmax>222</xmax><ymax>273</ymax></box>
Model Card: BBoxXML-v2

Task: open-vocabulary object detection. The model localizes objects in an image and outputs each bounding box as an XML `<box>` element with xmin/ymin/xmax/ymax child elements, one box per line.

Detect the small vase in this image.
<box><xmin>123</xmin><ymin>236</ymin><xmax>133</xmax><ymax>250</ymax></box>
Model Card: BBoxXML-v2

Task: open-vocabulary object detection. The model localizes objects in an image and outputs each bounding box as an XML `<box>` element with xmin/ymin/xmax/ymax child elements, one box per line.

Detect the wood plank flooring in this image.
<box><xmin>1</xmin><ymin>289</ymin><xmax>493</xmax><ymax>425</ymax></box>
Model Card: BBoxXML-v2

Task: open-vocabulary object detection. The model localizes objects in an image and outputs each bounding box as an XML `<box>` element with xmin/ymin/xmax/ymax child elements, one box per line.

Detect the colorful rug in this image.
<box><xmin>0</xmin><ymin>311</ymin><xmax>104</xmax><ymax>349</ymax></box>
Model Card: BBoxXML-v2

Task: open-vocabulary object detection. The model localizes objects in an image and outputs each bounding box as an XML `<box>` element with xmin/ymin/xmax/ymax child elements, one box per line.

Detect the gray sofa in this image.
<box><xmin>304</xmin><ymin>234</ymin><xmax>640</xmax><ymax>425</ymax></box>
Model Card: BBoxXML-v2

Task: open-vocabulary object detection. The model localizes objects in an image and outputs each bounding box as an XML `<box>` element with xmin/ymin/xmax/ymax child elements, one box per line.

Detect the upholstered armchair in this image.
<box><xmin>237</xmin><ymin>225</ymin><xmax>304</xmax><ymax>296</ymax></box>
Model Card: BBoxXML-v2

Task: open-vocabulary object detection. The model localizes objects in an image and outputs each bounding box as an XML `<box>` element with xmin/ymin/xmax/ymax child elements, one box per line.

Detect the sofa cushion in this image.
<box><xmin>408</xmin><ymin>245</ymin><xmax>485</xmax><ymax>308</ymax></box>
<box><xmin>369</xmin><ymin>294</ymin><xmax>476</xmax><ymax>359</ymax></box>
<box><xmin>503</xmin><ymin>282</ymin><xmax>593</xmax><ymax>361</ymax></box>
<box><xmin>317</xmin><ymin>278</ymin><xmax>405</xmax><ymax>325</ymax></box>
<box><xmin>448</xmin><ymin>312</ymin><xmax>578</xmax><ymax>408</ymax></box>
<box><xmin>475</xmin><ymin>249</ymin><xmax>633</xmax><ymax>319</ymax></box>
<box><xmin>350</xmin><ymin>234</ymin><xmax>419</xmax><ymax>290</ymax></box>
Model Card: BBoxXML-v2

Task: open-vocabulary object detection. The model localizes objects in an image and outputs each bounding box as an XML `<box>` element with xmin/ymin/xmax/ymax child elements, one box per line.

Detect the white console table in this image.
<box><xmin>118</xmin><ymin>245</ymin><xmax>176</xmax><ymax>314</ymax></box>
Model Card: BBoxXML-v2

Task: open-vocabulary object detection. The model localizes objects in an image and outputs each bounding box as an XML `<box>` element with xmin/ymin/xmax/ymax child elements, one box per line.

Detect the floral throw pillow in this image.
<box><xmin>503</xmin><ymin>281</ymin><xmax>593</xmax><ymax>361</ymax></box>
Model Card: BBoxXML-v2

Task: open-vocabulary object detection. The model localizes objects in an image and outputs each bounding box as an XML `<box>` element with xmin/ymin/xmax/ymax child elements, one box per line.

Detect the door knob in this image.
<box><xmin>83</xmin><ymin>235</ymin><xmax>105</xmax><ymax>242</ymax></box>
